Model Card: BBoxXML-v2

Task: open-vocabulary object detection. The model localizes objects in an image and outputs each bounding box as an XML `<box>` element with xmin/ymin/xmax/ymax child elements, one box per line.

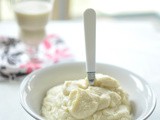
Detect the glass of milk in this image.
<box><xmin>13</xmin><ymin>0</ymin><xmax>54</xmax><ymax>47</ymax></box>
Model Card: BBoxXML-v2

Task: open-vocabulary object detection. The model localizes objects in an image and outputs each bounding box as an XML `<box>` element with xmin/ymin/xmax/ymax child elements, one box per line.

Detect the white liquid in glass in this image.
<box><xmin>14</xmin><ymin>1</ymin><xmax>52</xmax><ymax>31</ymax></box>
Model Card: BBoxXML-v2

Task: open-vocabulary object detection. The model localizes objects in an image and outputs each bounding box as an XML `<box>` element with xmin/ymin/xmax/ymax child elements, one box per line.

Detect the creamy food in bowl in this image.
<box><xmin>42</xmin><ymin>74</ymin><xmax>132</xmax><ymax>120</ymax></box>
<box><xmin>20</xmin><ymin>62</ymin><xmax>156</xmax><ymax>120</ymax></box>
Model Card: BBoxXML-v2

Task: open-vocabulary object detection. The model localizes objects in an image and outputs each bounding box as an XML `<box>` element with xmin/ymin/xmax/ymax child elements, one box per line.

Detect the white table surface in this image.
<box><xmin>0</xmin><ymin>19</ymin><xmax>160</xmax><ymax>120</ymax></box>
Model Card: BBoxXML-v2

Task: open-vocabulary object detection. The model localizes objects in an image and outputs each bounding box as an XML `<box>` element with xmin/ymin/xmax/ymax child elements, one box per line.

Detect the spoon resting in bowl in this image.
<box><xmin>84</xmin><ymin>8</ymin><xmax>96</xmax><ymax>86</ymax></box>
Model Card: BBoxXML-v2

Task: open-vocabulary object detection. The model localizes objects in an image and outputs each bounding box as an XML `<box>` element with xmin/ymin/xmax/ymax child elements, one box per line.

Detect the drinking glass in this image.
<box><xmin>13</xmin><ymin>0</ymin><xmax>54</xmax><ymax>48</ymax></box>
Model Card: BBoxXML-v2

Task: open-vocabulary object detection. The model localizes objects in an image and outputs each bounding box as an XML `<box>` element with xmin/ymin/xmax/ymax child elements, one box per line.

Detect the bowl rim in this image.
<box><xmin>20</xmin><ymin>70</ymin><xmax>44</xmax><ymax>120</ymax></box>
<box><xmin>19</xmin><ymin>62</ymin><xmax>157</xmax><ymax>120</ymax></box>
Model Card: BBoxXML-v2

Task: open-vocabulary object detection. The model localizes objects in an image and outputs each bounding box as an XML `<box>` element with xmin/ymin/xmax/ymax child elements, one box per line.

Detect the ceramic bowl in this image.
<box><xmin>20</xmin><ymin>62</ymin><xmax>156</xmax><ymax>120</ymax></box>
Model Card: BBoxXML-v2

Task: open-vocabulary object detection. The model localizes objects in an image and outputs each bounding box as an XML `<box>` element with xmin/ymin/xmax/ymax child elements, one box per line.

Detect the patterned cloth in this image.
<box><xmin>0</xmin><ymin>34</ymin><xmax>73</xmax><ymax>80</ymax></box>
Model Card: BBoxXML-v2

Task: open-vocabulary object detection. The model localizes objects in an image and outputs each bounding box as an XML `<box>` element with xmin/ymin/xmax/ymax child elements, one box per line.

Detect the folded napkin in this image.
<box><xmin>0</xmin><ymin>34</ymin><xmax>73</xmax><ymax>81</ymax></box>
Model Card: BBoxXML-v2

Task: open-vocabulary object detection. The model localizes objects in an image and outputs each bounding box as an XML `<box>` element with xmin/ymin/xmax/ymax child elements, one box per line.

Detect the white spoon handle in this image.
<box><xmin>84</xmin><ymin>8</ymin><xmax>96</xmax><ymax>85</ymax></box>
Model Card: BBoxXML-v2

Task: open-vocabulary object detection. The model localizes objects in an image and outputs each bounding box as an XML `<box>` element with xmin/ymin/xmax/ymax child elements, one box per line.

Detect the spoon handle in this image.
<box><xmin>84</xmin><ymin>8</ymin><xmax>96</xmax><ymax>85</ymax></box>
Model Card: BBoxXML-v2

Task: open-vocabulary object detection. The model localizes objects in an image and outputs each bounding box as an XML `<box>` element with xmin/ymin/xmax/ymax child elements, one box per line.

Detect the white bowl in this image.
<box><xmin>20</xmin><ymin>62</ymin><xmax>156</xmax><ymax>120</ymax></box>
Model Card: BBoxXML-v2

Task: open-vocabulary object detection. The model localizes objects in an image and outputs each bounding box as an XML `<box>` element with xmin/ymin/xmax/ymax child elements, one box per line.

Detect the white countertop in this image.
<box><xmin>0</xmin><ymin>19</ymin><xmax>160</xmax><ymax>120</ymax></box>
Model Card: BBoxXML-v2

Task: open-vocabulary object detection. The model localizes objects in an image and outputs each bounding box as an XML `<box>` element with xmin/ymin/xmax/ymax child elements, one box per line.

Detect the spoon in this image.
<box><xmin>83</xmin><ymin>8</ymin><xmax>96</xmax><ymax>85</ymax></box>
